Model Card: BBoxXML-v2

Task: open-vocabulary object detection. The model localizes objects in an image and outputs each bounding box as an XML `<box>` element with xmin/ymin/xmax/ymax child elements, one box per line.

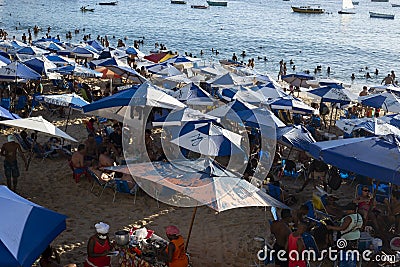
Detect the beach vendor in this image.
<box><xmin>85</xmin><ymin>222</ymin><xmax>113</xmax><ymax>267</ymax></box>
<box><xmin>1</xmin><ymin>134</ymin><xmax>27</xmax><ymax>191</ymax></box>
<box><xmin>159</xmin><ymin>225</ymin><xmax>189</xmax><ymax>267</ymax></box>
<box><xmin>287</xmin><ymin>222</ymin><xmax>307</xmax><ymax>267</ymax></box>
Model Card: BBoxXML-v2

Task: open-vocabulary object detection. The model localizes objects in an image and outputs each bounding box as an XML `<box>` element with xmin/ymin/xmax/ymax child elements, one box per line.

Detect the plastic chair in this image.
<box><xmin>68</xmin><ymin>161</ymin><xmax>88</xmax><ymax>183</ymax></box>
<box><xmin>267</xmin><ymin>183</ymin><xmax>284</xmax><ymax>202</ymax></box>
<box><xmin>281</xmin><ymin>159</ymin><xmax>300</xmax><ymax>182</ymax></box>
<box><xmin>1</xmin><ymin>97</ymin><xmax>10</xmax><ymax>110</ymax></box>
<box><xmin>373</xmin><ymin>183</ymin><xmax>391</xmax><ymax>203</ymax></box>
<box><xmin>112</xmin><ymin>179</ymin><xmax>137</xmax><ymax>203</ymax></box>
<box><xmin>15</xmin><ymin>95</ymin><xmax>27</xmax><ymax>111</ymax></box>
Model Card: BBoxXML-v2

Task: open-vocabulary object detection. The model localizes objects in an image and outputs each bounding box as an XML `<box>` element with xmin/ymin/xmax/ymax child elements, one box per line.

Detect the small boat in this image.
<box><xmin>352</xmin><ymin>1</ymin><xmax>359</xmax><ymax>4</ymax></box>
<box><xmin>80</xmin><ymin>6</ymin><xmax>95</xmax><ymax>11</ymax></box>
<box><xmin>206</xmin><ymin>0</ymin><xmax>228</xmax><ymax>6</ymax></box>
<box><xmin>369</xmin><ymin>11</ymin><xmax>394</xmax><ymax>19</ymax></box>
<box><xmin>392</xmin><ymin>3</ymin><xmax>400</xmax><ymax>7</ymax></box>
<box><xmin>371</xmin><ymin>0</ymin><xmax>389</xmax><ymax>2</ymax></box>
<box><xmin>191</xmin><ymin>5</ymin><xmax>209</xmax><ymax>8</ymax></box>
<box><xmin>171</xmin><ymin>0</ymin><xmax>186</xmax><ymax>4</ymax></box>
<box><xmin>98</xmin><ymin>1</ymin><xmax>118</xmax><ymax>5</ymax></box>
<box><xmin>291</xmin><ymin>5</ymin><xmax>325</xmax><ymax>13</ymax></box>
<box><xmin>338</xmin><ymin>0</ymin><xmax>355</xmax><ymax>14</ymax></box>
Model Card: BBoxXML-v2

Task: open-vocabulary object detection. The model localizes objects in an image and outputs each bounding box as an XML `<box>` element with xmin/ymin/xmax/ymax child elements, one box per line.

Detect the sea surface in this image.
<box><xmin>1</xmin><ymin>0</ymin><xmax>400</xmax><ymax>90</ymax></box>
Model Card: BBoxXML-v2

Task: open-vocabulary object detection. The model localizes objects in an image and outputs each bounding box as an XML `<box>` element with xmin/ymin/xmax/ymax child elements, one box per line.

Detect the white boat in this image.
<box><xmin>291</xmin><ymin>5</ymin><xmax>325</xmax><ymax>13</ymax></box>
<box><xmin>338</xmin><ymin>0</ymin><xmax>355</xmax><ymax>14</ymax></box>
<box><xmin>369</xmin><ymin>11</ymin><xmax>394</xmax><ymax>19</ymax></box>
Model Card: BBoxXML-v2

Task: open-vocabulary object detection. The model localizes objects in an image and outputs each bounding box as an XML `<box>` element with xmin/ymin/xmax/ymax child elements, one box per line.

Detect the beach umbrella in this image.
<box><xmin>358</xmin><ymin>92</ymin><xmax>400</xmax><ymax>113</ymax></box>
<box><xmin>33</xmin><ymin>37</ymin><xmax>63</xmax><ymax>45</ymax></box>
<box><xmin>23</xmin><ymin>56</ymin><xmax>57</xmax><ymax>76</ymax></box>
<box><xmin>336</xmin><ymin>117</ymin><xmax>400</xmax><ymax>136</ymax></box>
<box><xmin>147</xmin><ymin>63</ymin><xmax>182</xmax><ymax>77</ymax></box>
<box><xmin>307</xmin><ymin>86</ymin><xmax>357</xmax><ymax>105</ymax></box>
<box><xmin>45</xmin><ymin>55</ymin><xmax>74</xmax><ymax>66</ymax></box>
<box><xmin>266</xmin><ymin>96</ymin><xmax>317</xmax><ymax>114</ymax></box>
<box><xmin>71</xmin><ymin>46</ymin><xmax>95</xmax><ymax>58</ymax></box>
<box><xmin>0</xmin><ymin>186</ymin><xmax>66</xmax><ymax>267</ymax></box>
<box><xmin>152</xmin><ymin>107</ymin><xmax>220</xmax><ymax>127</ymax></box>
<box><xmin>235</xmin><ymin>107</ymin><xmax>286</xmax><ymax>128</ymax></box>
<box><xmin>281</xmin><ymin>73</ymin><xmax>314</xmax><ymax>88</ymax></box>
<box><xmin>125</xmin><ymin>46</ymin><xmax>145</xmax><ymax>57</ymax></box>
<box><xmin>0</xmin><ymin>106</ymin><xmax>20</xmax><ymax>120</ymax></box>
<box><xmin>173</xmin><ymin>82</ymin><xmax>216</xmax><ymax>106</ymax></box>
<box><xmin>16</xmin><ymin>46</ymin><xmax>49</xmax><ymax>56</ymax></box>
<box><xmin>380</xmin><ymin>114</ymin><xmax>400</xmax><ymax>128</ymax></box>
<box><xmin>35</xmin><ymin>41</ymin><xmax>65</xmax><ymax>52</ymax></box>
<box><xmin>207</xmin><ymin>99</ymin><xmax>257</xmax><ymax>118</ymax></box>
<box><xmin>309</xmin><ymin>134</ymin><xmax>400</xmax><ymax>184</ymax></box>
<box><xmin>163</xmin><ymin>74</ymin><xmax>192</xmax><ymax>84</ymax></box>
<box><xmin>83</xmin><ymin>82</ymin><xmax>186</xmax><ymax>121</ymax></box>
<box><xmin>163</xmin><ymin>55</ymin><xmax>198</xmax><ymax>65</ymax></box>
<box><xmin>0</xmin><ymin>116</ymin><xmax>77</xmax><ymax>142</ymax></box>
<box><xmin>144</xmin><ymin>52</ymin><xmax>176</xmax><ymax>63</ymax></box>
<box><xmin>104</xmin><ymin>65</ymin><xmax>147</xmax><ymax>84</ymax></box>
<box><xmin>104</xmin><ymin>158</ymin><xmax>289</xmax><ymax>250</ymax></box>
<box><xmin>209</xmin><ymin>72</ymin><xmax>254</xmax><ymax>87</ymax></box>
<box><xmin>0</xmin><ymin>54</ymin><xmax>11</xmax><ymax>67</ymax></box>
<box><xmin>170</xmin><ymin>121</ymin><xmax>243</xmax><ymax>157</ymax></box>
<box><xmin>50</xmin><ymin>64</ymin><xmax>102</xmax><ymax>78</ymax></box>
<box><xmin>0</xmin><ymin>61</ymin><xmax>41</xmax><ymax>81</ymax></box>
<box><xmin>89</xmin><ymin>57</ymin><xmax>118</xmax><ymax>68</ymax></box>
<box><xmin>86</xmin><ymin>40</ymin><xmax>104</xmax><ymax>52</ymax></box>
<box><xmin>35</xmin><ymin>93</ymin><xmax>89</xmax><ymax>110</ymax></box>
<box><xmin>251</xmin><ymin>83</ymin><xmax>288</xmax><ymax>99</ymax></box>
<box><xmin>276</xmin><ymin>125</ymin><xmax>316</xmax><ymax>152</ymax></box>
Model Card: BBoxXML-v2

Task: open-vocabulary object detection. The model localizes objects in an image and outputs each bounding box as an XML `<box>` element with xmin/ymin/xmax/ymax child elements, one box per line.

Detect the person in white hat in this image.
<box><xmin>85</xmin><ymin>222</ymin><xmax>113</xmax><ymax>267</ymax></box>
<box><xmin>1</xmin><ymin>134</ymin><xmax>27</xmax><ymax>191</ymax></box>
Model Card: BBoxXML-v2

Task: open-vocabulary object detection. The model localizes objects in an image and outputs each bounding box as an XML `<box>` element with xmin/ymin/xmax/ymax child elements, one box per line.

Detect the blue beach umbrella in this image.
<box><xmin>207</xmin><ymin>99</ymin><xmax>257</xmax><ymax>118</ymax></box>
<box><xmin>170</xmin><ymin>122</ymin><xmax>243</xmax><ymax>156</ymax></box>
<box><xmin>23</xmin><ymin>57</ymin><xmax>57</xmax><ymax>75</ymax></box>
<box><xmin>0</xmin><ymin>61</ymin><xmax>41</xmax><ymax>81</ymax></box>
<box><xmin>235</xmin><ymin>107</ymin><xmax>286</xmax><ymax>128</ymax></box>
<box><xmin>0</xmin><ymin>186</ymin><xmax>67</xmax><ymax>267</ymax></box>
<box><xmin>266</xmin><ymin>96</ymin><xmax>317</xmax><ymax>114</ymax></box>
<box><xmin>51</xmin><ymin>64</ymin><xmax>102</xmax><ymax>78</ymax></box>
<box><xmin>277</xmin><ymin>125</ymin><xmax>316</xmax><ymax>151</ymax></box>
<box><xmin>104</xmin><ymin>65</ymin><xmax>147</xmax><ymax>83</ymax></box>
<box><xmin>35</xmin><ymin>93</ymin><xmax>89</xmax><ymax>110</ymax></box>
<box><xmin>0</xmin><ymin>106</ymin><xmax>20</xmax><ymax>119</ymax></box>
<box><xmin>86</xmin><ymin>40</ymin><xmax>104</xmax><ymax>52</ymax></box>
<box><xmin>380</xmin><ymin>114</ymin><xmax>400</xmax><ymax>128</ymax></box>
<box><xmin>71</xmin><ymin>46</ymin><xmax>95</xmax><ymax>58</ymax></box>
<box><xmin>16</xmin><ymin>46</ymin><xmax>49</xmax><ymax>56</ymax></box>
<box><xmin>251</xmin><ymin>83</ymin><xmax>288</xmax><ymax>99</ymax></box>
<box><xmin>173</xmin><ymin>82</ymin><xmax>216</xmax><ymax>106</ymax></box>
<box><xmin>307</xmin><ymin>86</ymin><xmax>357</xmax><ymax>105</ymax></box>
<box><xmin>89</xmin><ymin>57</ymin><xmax>118</xmax><ymax>68</ymax></box>
<box><xmin>309</xmin><ymin>135</ymin><xmax>400</xmax><ymax>184</ymax></box>
<box><xmin>152</xmin><ymin>107</ymin><xmax>220</xmax><ymax>127</ymax></box>
<box><xmin>0</xmin><ymin>54</ymin><xmax>11</xmax><ymax>67</ymax></box>
<box><xmin>358</xmin><ymin>92</ymin><xmax>400</xmax><ymax>113</ymax></box>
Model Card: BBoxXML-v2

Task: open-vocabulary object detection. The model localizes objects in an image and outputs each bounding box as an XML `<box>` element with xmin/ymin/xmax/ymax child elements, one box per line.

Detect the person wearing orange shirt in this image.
<box><xmin>161</xmin><ymin>225</ymin><xmax>189</xmax><ymax>267</ymax></box>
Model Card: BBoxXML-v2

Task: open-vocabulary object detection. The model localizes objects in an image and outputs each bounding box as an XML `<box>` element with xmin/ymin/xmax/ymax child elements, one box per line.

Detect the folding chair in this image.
<box><xmin>87</xmin><ymin>168</ymin><xmax>114</xmax><ymax>197</ymax></box>
<box><xmin>112</xmin><ymin>179</ymin><xmax>137</xmax><ymax>203</ymax></box>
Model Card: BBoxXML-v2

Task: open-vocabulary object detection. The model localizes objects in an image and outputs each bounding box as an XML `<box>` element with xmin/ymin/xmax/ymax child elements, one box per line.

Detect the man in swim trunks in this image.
<box><xmin>1</xmin><ymin>135</ymin><xmax>27</xmax><ymax>191</ymax></box>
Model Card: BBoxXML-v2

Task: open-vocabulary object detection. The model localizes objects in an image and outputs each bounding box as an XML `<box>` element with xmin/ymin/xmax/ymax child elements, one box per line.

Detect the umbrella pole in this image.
<box><xmin>64</xmin><ymin>106</ymin><xmax>72</xmax><ymax>132</ymax></box>
<box><xmin>333</xmin><ymin>107</ymin><xmax>338</xmax><ymax>126</ymax></box>
<box><xmin>185</xmin><ymin>206</ymin><xmax>198</xmax><ymax>251</ymax></box>
<box><xmin>328</xmin><ymin>103</ymin><xmax>334</xmax><ymax>133</ymax></box>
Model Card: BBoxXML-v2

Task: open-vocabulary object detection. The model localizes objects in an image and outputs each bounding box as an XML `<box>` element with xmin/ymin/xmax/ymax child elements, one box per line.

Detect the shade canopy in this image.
<box><xmin>0</xmin><ymin>61</ymin><xmax>41</xmax><ymax>81</ymax></box>
<box><xmin>173</xmin><ymin>82</ymin><xmax>216</xmax><ymax>106</ymax></box>
<box><xmin>266</xmin><ymin>96</ymin><xmax>317</xmax><ymax>114</ymax></box>
<box><xmin>307</xmin><ymin>86</ymin><xmax>357</xmax><ymax>105</ymax></box>
<box><xmin>277</xmin><ymin>125</ymin><xmax>316</xmax><ymax>151</ymax></box>
<box><xmin>0</xmin><ymin>116</ymin><xmax>77</xmax><ymax>142</ymax></box>
<box><xmin>336</xmin><ymin>117</ymin><xmax>400</xmax><ymax>136</ymax></box>
<box><xmin>309</xmin><ymin>135</ymin><xmax>400</xmax><ymax>184</ymax></box>
<box><xmin>0</xmin><ymin>186</ymin><xmax>67</xmax><ymax>267</ymax></box>
<box><xmin>152</xmin><ymin>107</ymin><xmax>220</xmax><ymax>127</ymax></box>
<box><xmin>281</xmin><ymin>73</ymin><xmax>314</xmax><ymax>88</ymax></box>
<box><xmin>104</xmin><ymin>65</ymin><xmax>147</xmax><ymax>84</ymax></box>
<box><xmin>358</xmin><ymin>92</ymin><xmax>400</xmax><ymax>113</ymax></box>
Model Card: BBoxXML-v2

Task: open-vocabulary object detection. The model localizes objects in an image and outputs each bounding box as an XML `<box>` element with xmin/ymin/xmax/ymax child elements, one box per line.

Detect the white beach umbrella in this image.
<box><xmin>0</xmin><ymin>116</ymin><xmax>77</xmax><ymax>142</ymax></box>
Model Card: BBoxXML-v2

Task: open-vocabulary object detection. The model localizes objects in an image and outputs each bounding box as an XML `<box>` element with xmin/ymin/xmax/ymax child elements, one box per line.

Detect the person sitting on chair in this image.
<box><xmin>297</xmin><ymin>159</ymin><xmax>329</xmax><ymax>193</ymax></box>
<box><xmin>270</xmin><ymin>209</ymin><xmax>292</xmax><ymax>267</ymax></box>
<box><xmin>71</xmin><ymin>144</ymin><xmax>88</xmax><ymax>173</ymax></box>
<box><xmin>84</xmin><ymin>222</ymin><xmax>113</xmax><ymax>267</ymax></box>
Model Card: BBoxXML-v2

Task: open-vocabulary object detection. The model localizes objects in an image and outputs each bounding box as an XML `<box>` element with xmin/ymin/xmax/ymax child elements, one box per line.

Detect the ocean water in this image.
<box><xmin>1</xmin><ymin>0</ymin><xmax>400</xmax><ymax>89</ymax></box>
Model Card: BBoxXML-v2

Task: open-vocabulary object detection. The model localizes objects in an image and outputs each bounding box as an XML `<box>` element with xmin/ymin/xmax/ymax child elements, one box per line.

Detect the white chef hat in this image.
<box><xmin>95</xmin><ymin>222</ymin><xmax>110</xmax><ymax>234</ymax></box>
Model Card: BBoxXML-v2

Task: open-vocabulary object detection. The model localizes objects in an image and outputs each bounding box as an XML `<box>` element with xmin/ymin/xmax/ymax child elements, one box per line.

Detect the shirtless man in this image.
<box><xmin>1</xmin><ymin>135</ymin><xmax>27</xmax><ymax>191</ymax></box>
<box><xmin>270</xmin><ymin>209</ymin><xmax>292</xmax><ymax>267</ymax></box>
<box><xmin>84</xmin><ymin>134</ymin><xmax>98</xmax><ymax>163</ymax></box>
<box><xmin>382</xmin><ymin>74</ymin><xmax>394</xmax><ymax>85</ymax></box>
<box><xmin>71</xmin><ymin>144</ymin><xmax>86</xmax><ymax>170</ymax></box>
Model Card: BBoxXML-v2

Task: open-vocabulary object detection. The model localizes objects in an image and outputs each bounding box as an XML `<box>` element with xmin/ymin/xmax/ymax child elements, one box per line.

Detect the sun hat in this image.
<box><xmin>95</xmin><ymin>222</ymin><xmax>110</xmax><ymax>234</ymax></box>
<box><xmin>165</xmin><ymin>225</ymin><xmax>180</xmax><ymax>236</ymax></box>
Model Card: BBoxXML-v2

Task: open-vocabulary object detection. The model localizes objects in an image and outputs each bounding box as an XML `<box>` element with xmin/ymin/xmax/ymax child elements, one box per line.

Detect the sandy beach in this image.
<box><xmin>0</xmin><ymin>107</ymin><xmax>357</xmax><ymax>267</ymax></box>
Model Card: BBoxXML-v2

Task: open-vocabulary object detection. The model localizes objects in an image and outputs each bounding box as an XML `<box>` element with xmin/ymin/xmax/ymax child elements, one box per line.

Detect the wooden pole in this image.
<box><xmin>185</xmin><ymin>206</ymin><xmax>198</xmax><ymax>251</ymax></box>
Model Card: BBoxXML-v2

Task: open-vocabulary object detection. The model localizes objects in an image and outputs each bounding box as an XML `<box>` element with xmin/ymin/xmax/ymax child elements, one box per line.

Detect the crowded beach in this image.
<box><xmin>1</xmin><ymin>25</ymin><xmax>400</xmax><ymax>267</ymax></box>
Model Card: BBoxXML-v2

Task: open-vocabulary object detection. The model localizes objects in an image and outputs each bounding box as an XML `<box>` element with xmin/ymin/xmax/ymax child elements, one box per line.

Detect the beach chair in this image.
<box><xmin>15</xmin><ymin>95</ymin><xmax>27</xmax><ymax>112</ymax></box>
<box><xmin>267</xmin><ymin>183</ymin><xmax>284</xmax><ymax>202</ymax></box>
<box><xmin>29</xmin><ymin>92</ymin><xmax>41</xmax><ymax>117</ymax></box>
<box><xmin>281</xmin><ymin>159</ymin><xmax>301</xmax><ymax>182</ymax></box>
<box><xmin>373</xmin><ymin>183</ymin><xmax>391</xmax><ymax>203</ymax></box>
<box><xmin>1</xmin><ymin>97</ymin><xmax>11</xmax><ymax>110</ymax></box>
<box><xmin>112</xmin><ymin>179</ymin><xmax>137</xmax><ymax>203</ymax></box>
<box><xmin>87</xmin><ymin>168</ymin><xmax>114</xmax><ymax>197</ymax></box>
